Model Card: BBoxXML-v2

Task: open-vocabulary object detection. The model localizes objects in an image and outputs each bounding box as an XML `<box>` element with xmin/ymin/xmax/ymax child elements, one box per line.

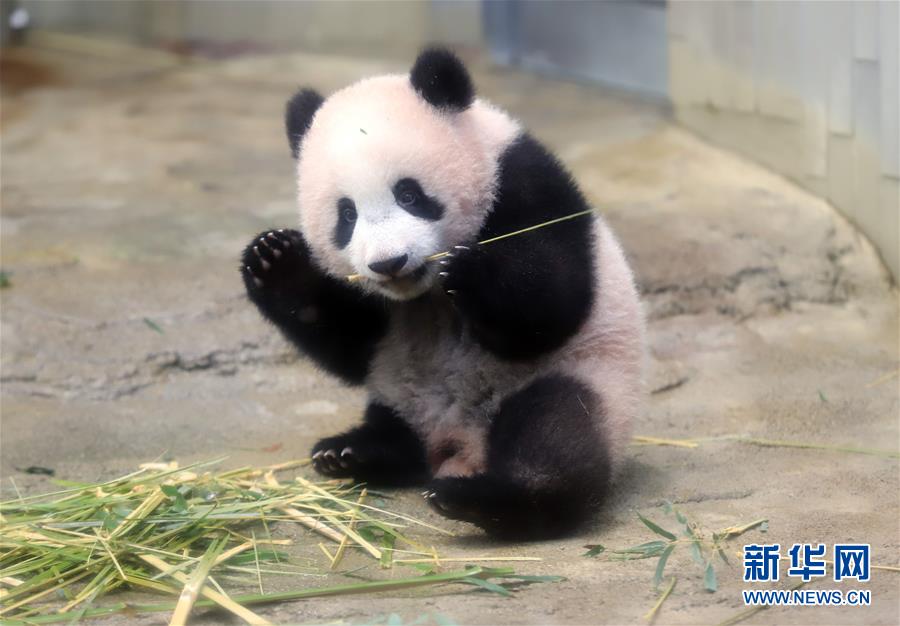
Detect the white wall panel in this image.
<box><xmin>670</xmin><ymin>0</ymin><xmax>900</xmax><ymax>278</ymax></box>
<box><xmin>854</xmin><ymin>0</ymin><xmax>880</xmax><ymax>62</ymax></box>
<box><xmin>879</xmin><ymin>0</ymin><xmax>900</xmax><ymax>177</ymax></box>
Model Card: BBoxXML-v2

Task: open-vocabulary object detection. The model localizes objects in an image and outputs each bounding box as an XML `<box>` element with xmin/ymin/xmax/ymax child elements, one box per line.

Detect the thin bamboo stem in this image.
<box><xmin>345</xmin><ymin>208</ymin><xmax>596</xmax><ymax>281</ymax></box>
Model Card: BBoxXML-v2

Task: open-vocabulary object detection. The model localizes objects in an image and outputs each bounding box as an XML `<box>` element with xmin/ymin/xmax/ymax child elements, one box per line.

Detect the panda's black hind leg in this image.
<box><xmin>311</xmin><ymin>402</ymin><xmax>428</xmax><ymax>487</ymax></box>
<box><xmin>424</xmin><ymin>375</ymin><xmax>611</xmax><ymax>539</ymax></box>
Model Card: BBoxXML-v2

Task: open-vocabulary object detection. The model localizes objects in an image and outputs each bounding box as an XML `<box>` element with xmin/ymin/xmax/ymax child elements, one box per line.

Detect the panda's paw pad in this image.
<box><xmin>241</xmin><ymin>229</ymin><xmax>306</xmax><ymax>293</ymax></box>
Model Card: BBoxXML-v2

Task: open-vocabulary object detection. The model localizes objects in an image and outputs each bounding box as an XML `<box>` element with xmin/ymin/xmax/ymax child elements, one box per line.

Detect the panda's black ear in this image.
<box><xmin>410</xmin><ymin>48</ymin><xmax>474</xmax><ymax>112</ymax></box>
<box><xmin>285</xmin><ymin>88</ymin><xmax>324</xmax><ymax>158</ymax></box>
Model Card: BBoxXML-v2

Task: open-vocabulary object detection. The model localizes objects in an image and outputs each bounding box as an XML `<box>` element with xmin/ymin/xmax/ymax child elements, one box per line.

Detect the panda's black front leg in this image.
<box><xmin>241</xmin><ymin>229</ymin><xmax>388</xmax><ymax>385</ymax></box>
<box><xmin>439</xmin><ymin>228</ymin><xmax>594</xmax><ymax>360</ymax></box>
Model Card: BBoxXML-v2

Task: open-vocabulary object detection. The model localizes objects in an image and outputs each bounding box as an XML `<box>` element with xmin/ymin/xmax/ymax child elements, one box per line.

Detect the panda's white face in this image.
<box><xmin>295</xmin><ymin>75</ymin><xmax>518</xmax><ymax>300</ymax></box>
<box><xmin>328</xmin><ymin>177</ymin><xmax>443</xmax><ymax>299</ymax></box>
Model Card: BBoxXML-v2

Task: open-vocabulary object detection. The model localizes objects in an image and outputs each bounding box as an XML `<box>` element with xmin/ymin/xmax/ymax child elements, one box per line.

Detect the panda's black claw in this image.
<box><xmin>263</xmin><ymin>232</ymin><xmax>290</xmax><ymax>256</ymax></box>
<box><xmin>310</xmin><ymin>422</ymin><xmax>429</xmax><ymax>485</ymax></box>
<box><xmin>422</xmin><ymin>490</ymin><xmax>441</xmax><ymax>510</ymax></box>
<box><xmin>269</xmin><ymin>230</ymin><xmax>289</xmax><ymax>245</ymax></box>
<box><xmin>244</xmin><ymin>265</ymin><xmax>264</xmax><ymax>288</ymax></box>
<box><xmin>424</xmin><ymin>477</ymin><xmax>509</xmax><ymax>529</ymax></box>
<box><xmin>253</xmin><ymin>247</ymin><xmax>272</xmax><ymax>271</ymax></box>
<box><xmin>435</xmin><ymin>243</ymin><xmax>492</xmax><ymax>313</ymax></box>
<box><xmin>259</xmin><ymin>238</ymin><xmax>280</xmax><ymax>258</ymax></box>
<box><xmin>425</xmin><ymin>489</ymin><xmax>453</xmax><ymax>516</ymax></box>
<box><xmin>309</xmin><ymin>440</ymin><xmax>362</xmax><ymax>478</ymax></box>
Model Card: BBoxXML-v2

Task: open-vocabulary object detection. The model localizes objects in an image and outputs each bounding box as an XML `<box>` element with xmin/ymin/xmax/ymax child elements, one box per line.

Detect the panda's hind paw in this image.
<box><xmin>424</xmin><ymin>476</ymin><xmax>496</xmax><ymax>527</ymax></box>
<box><xmin>311</xmin><ymin>444</ymin><xmax>358</xmax><ymax>478</ymax></box>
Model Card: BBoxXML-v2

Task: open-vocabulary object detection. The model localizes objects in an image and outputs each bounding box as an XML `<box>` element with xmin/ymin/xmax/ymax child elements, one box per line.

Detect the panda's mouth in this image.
<box><xmin>383</xmin><ymin>264</ymin><xmax>428</xmax><ymax>287</ymax></box>
<box><xmin>373</xmin><ymin>264</ymin><xmax>430</xmax><ymax>297</ymax></box>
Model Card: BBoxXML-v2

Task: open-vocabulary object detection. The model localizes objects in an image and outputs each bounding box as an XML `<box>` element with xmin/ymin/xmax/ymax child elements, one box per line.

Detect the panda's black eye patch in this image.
<box><xmin>392</xmin><ymin>178</ymin><xmax>444</xmax><ymax>221</ymax></box>
<box><xmin>333</xmin><ymin>197</ymin><xmax>357</xmax><ymax>249</ymax></box>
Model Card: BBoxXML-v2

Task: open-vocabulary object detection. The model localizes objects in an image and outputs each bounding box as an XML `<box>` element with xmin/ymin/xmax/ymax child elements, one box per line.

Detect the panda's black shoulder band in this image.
<box><xmin>410</xmin><ymin>48</ymin><xmax>474</xmax><ymax>112</ymax></box>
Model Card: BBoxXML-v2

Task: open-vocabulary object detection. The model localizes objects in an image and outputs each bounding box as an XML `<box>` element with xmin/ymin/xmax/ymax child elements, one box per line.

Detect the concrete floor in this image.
<box><xmin>1</xmin><ymin>45</ymin><xmax>898</xmax><ymax>625</ymax></box>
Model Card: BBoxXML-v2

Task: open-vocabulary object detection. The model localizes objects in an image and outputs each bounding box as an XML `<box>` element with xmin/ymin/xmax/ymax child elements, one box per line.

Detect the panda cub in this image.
<box><xmin>241</xmin><ymin>48</ymin><xmax>644</xmax><ymax>538</ymax></box>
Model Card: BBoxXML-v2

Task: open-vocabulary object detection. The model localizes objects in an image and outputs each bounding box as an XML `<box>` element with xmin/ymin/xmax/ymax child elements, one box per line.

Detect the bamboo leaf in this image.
<box><xmin>636</xmin><ymin>512</ymin><xmax>677</xmax><ymax>541</ymax></box>
<box><xmin>615</xmin><ymin>540</ymin><xmax>668</xmax><ymax>557</ymax></box>
<box><xmin>703</xmin><ymin>563</ymin><xmax>717</xmax><ymax>592</ymax></box>
<box><xmin>653</xmin><ymin>544</ymin><xmax>675</xmax><ymax>589</ymax></box>
<box><xmin>715</xmin><ymin>544</ymin><xmax>730</xmax><ymax>565</ymax></box>
<box><xmin>583</xmin><ymin>544</ymin><xmax>605</xmax><ymax>557</ymax></box>
<box><xmin>462</xmin><ymin>576</ymin><xmax>512</xmax><ymax>597</ymax></box>
<box><xmin>227</xmin><ymin>550</ymin><xmax>288</xmax><ymax>565</ymax></box>
<box><xmin>689</xmin><ymin>540</ymin><xmax>704</xmax><ymax>565</ymax></box>
<box><xmin>500</xmin><ymin>574</ymin><xmax>566</xmax><ymax>583</ymax></box>
<box><xmin>143</xmin><ymin>318</ymin><xmax>164</xmax><ymax>334</ymax></box>
<box><xmin>159</xmin><ymin>485</ymin><xmax>188</xmax><ymax>514</ymax></box>
<box><xmin>379</xmin><ymin>533</ymin><xmax>396</xmax><ymax>569</ymax></box>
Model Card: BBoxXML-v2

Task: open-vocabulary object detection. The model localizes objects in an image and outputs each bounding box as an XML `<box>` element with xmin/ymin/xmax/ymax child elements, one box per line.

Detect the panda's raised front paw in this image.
<box><xmin>241</xmin><ymin>229</ymin><xmax>309</xmax><ymax>297</ymax></box>
<box><xmin>437</xmin><ymin>244</ymin><xmax>488</xmax><ymax>300</ymax></box>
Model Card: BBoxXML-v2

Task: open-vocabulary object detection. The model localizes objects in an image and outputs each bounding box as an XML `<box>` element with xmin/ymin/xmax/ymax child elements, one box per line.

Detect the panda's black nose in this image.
<box><xmin>368</xmin><ymin>254</ymin><xmax>408</xmax><ymax>277</ymax></box>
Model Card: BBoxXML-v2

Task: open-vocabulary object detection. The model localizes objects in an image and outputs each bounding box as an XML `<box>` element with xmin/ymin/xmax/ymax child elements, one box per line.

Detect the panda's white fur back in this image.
<box><xmin>555</xmin><ymin>217</ymin><xmax>645</xmax><ymax>471</ymax></box>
